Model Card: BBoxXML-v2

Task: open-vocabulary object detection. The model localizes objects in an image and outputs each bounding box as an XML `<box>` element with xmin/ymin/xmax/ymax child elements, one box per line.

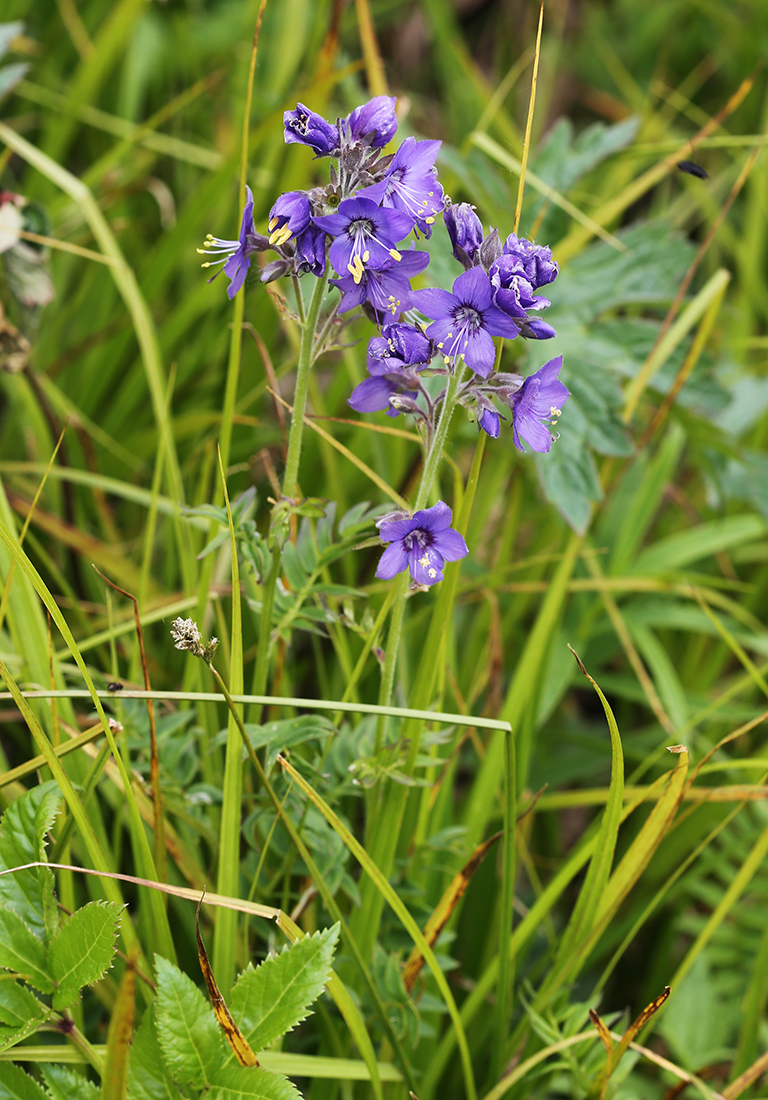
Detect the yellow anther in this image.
<box><xmin>428</xmin><ymin>568</ymin><xmax>437</xmax><ymax>578</ymax></box>
<box><xmin>418</xmin><ymin>553</ymin><xmax>430</xmax><ymax>567</ymax></box>
<box><xmin>443</xmin><ymin>355</ymin><xmax>450</xmax><ymax>364</ymax></box>
<box><xmin>363</xmin><ymin>249</ymin><xmax>370</xmax><ymax>262</ymax></box>
<box><xmin>389</xmin><ymin>249</ymin><xmax>402</xmax><ymax>261</ymax></box>
<box><xmin>347</xmin><ymin>255</ymin><xmax>366</xmax><ymax>285</ymax></box>
<box><xmin>437</xmin><ymin>342</ymin><xmax>444</xmax><ymax>349</ymax></box>
<box><xmin>268</xmin><ymin>216</ymin><xmax>279</xmax><ymax>231</ymax></box>
<box><xmin>269</xmin><ymin>224</ymin><xmax>293</xmax><ymax>247</ymax></box>
<box><xmin>550</xmin><ymin>406</ymin><xmax>562</xmax><ymax>418</ymax></box>
<box><xmin>425</xmin><ymin>216</ymin><xmax>435</xmax><ymax>224</ymax></box>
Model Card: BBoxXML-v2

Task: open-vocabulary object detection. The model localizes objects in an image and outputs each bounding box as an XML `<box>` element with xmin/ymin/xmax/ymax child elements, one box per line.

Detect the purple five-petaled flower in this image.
<box><xmin>502</xmin><ymin>233</ymin><xmax>558</xmax><ymax>289</ymax></box>
<box><xmin>314</xmin><ymin>196</ymin><xmax>415</xmax><ymax>278</ymax></box>
<box><xmin>444</xmin><ymin>201</ymin><xmax>484</xmax><ymax>268</ymax></box>
<box><xmin>507</xmin><ymin>356</ymin><xmax>570</xmax><ymax>453</ymax></box>
<box><xmin>376</xmin><ymin>501</ymin><xmax>468</xmax><ymax>587</ymax></box>
<box><xmin>358</xmin><ymin>137</ymin><xmax>444</xmax><ymax>237</ymax></box>
<box><xmin>490</xmin><ymin>255</ymin><xmax>550</xmax><ymax>320</ymax></box>
<box><xmin>284</xmin><ymin>103</ymin><xmax>340</xmax><ymax>156</ymax></box>
<box><xmin>199</xmin><ymin>186</ymin><xmax>263</xmax><ymax>299</ymax></box>
<box><xmin>344</xmin><ymin>95</ymin><xmax>398</xmax><ymax>147</ymax></box>
<box><xmin>330</xmin><ymin>248</ymin><xmax>429</xmax><ymax>317</ymax></box>
<box><xmin>410</xmin><ymin>267</ymin><xmax>520</xmax><ymax>378</ymax></box>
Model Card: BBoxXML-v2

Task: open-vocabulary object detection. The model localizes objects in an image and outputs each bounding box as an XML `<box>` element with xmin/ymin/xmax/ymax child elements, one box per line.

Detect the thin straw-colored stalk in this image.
<box><xmin>512</xmin><ymin>1</ymin><xmax>543</xmax><ymax>235</ymax></box>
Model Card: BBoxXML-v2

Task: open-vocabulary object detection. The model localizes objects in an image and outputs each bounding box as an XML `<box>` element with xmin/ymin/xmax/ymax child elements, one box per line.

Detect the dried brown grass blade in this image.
<box><xmin>196</xmin><ymin>892</ymin><xmax>258</xmax><ymax>1067</ymax></box>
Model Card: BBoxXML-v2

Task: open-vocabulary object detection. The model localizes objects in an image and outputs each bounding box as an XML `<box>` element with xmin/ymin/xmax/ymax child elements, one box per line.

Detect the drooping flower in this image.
<box><xmin>349</xmin><ymin>323</ymin><xmax>434</xmax><ymax>415</ymax></box>
<box><xmin>344</xmin><ymin>95</ymin><xmax>398</xmax><ymax>147</ymax></box>
<box><xmin>284</xmin><ymin>103</ymin><xmax>340</xmax><ymax>156</ymax></box>
<box><xmin>267</xmin><ymin>191</ymin><xmax>311</xmax><ymax>247</ymax></box>
<box><xmin>502</xmin><ymin>233</ymin><xmax>558</xmax><ymax>289</ymax></box>
<box><xmin>375</xmin><ymin>501</ymin><xmax>468</xmax><ymax>587</ymax></box>
<box><xmin>199</xmin><ymin>186</ymin><xmax>267</xmax><ymax>299</ymax></box>
<box><xmin>410</xmin><ymin>266</ymin><xmax>519</xmax><ymax>378</ymax></box>
<box><xmin>505</xmin><ymin>356</ymin><xmax>570</xmax><ymax>453</ymax></box>
<box><xmin>313</xmin><ymin>196</ymin><xmax>415</xmax><ymax>276</ymax></box>
<box><xmin>518</xmin><ymin>317</ymin><xmax>556</xmax><ymax>340</ymax></box>
<box><xmin>357</xmin><ymin>137</ymin><xmax>444</xmax><ymax>237</ymax></box>
<box><xmin>330</xmin><ymin>248</ymin><xmax>429</xmax><ymax>316</ymax></box>
<box><xmin>477</xmin><ymin>406</ymin><xmax>501</xmax><ymax>438</ymax></box>
<box><xmin>444</xmin><ymin>201</ymin><xmax>483</xmax><ymax>268</ymax></box>
<box><xmin>294</xmin><ymin>224</ymin><xmax>327</xmax><ymax>277</ymax></box>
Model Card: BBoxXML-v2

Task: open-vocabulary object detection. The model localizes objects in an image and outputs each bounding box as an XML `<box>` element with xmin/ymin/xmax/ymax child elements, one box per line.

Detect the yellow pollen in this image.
<box><xmin>418</xmin><ymin>553</ymin><xmax>430</xmax><ymax>567</ymax></box>
<box><xmin>200</xmin><ymin>261</ymin><xmax>212</xmax><ymax>268</ymax></box>
<box><xmin>363</xmin><ymin>249</ymin><xmax>370</xmax><ymax>262</ymax></box>
<box><xmin>347</xmin><ymin>255</ymin><xmax>366</xmax><ymax>285</ymax></box>
<box><xmin>389</xmin><ymin>249</ymin><xmax>402</xmax><ymax>261</ymax></box>
<box><xmin>443</xmin><ymin>355</ymin><xmax>450</xmax><ymax>364</ymax></box>
<box><xmin>425</xmin><ymin>216</ymin><xmax>435</xmax><ymax>224</ymax></box>
<box><xmin>428</xmin><ymin>568</ymin><xmax>437</xmax><ymax>579</ymax></box>
<box><xmin>428</xmin><ymin>191</ymin><xmax>434</xmax><ymax>196</ymax></box>
<box><xmin>550</xmin><ymin>406</ymin><xmax>562</xmax><ymax>418</ymax></box>
<box><xmin>447</xmin><ymin>332</ymin><xmax>453</xmax><ymax>338</ymax></box>
<box><xmin>437</xmin><ymin>342</ymin><xmax>444</xmax><ymax>349</ymax></box>
<box><xmin>269</xmin><ymin>225</ymin><xmax>293</xmax><ymax>247</ymax></box>
<box><xmin>205</xmin><ymin>233</ymin><xmax>214</xmax><ymax>240</ymax></box>
<box><xmin>268</xmin><ymin>216</ymin><xmax>279</xmax><ymax>231</ymax></box>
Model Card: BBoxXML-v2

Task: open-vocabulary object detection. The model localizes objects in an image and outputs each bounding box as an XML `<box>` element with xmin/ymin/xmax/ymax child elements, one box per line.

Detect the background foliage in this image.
<box><xmin>2</xmin><ymin>1</ymin><xmax>768</xmax><ymax>1098</ymax></box>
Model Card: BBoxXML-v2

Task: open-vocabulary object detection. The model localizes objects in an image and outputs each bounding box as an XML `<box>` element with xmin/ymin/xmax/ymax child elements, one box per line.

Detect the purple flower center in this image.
<box><xmin>453</xmin><ymin>304</ymin><xmax>483</xmax><ymax>333</ymax></box>
<box><xmin>348</xmin><ymin>217</ymin><xmax>375</xmax><ymax>239</ymax></box>
<box><xmin>403</xmin><ymin>528</ymin><xmax>430</xmax><ymax>551</ymax></box>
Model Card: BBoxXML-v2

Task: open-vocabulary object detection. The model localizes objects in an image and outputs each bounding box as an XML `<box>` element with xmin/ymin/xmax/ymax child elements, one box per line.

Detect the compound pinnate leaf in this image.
<box><xmin>0</xmin><ymin>908</ymin><xmax>52</xmax><ymax>993</ymax></box>
<box><xmin>47</xmin><ymin>901</ymin><xmax>121</xmax><ymax>1010</ymax></box>
<box><xmin>0</xmin><ymin>980</ymin><xmax>48</xmax><ymax>1050</ymax></box>
<box><xmin>0</xmin><ymin>1062</ymin><xmax>49</xmax><ymax>1100</ymax></box>
<box><xmin>154</xmin><ymin>955</ymin><xmax>224</xmax><ymax>1088</ymax></box>
<box><xmin>209</xmin><ymin>1064</ymin><xmax>300</xmax><ymax>1100</ymax></box>
<box><xmin>0</xmin><ymin>781</ymin><xmax>61</xmax><ymax>939</ymax></box>
<box><xmin>127</xmin><ymin>1008</ymin><xmax>176</xmax><ymax>1100</ymax></box>
<box><xmin>230</xmin><ymin>926</ymin><xmax>339</xmax><ymax>1055</ymax></box>
<box><xmin>40</xmin><ymin>1064</ymin><xmax>100</xmax><ymax>1100</ymax></box>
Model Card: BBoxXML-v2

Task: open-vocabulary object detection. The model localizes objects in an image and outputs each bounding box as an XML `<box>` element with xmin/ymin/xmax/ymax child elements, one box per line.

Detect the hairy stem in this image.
<box><xmin>281</xmin><ymin>271</ymin><xmax>329</xmax><ymax>501</ymax></box>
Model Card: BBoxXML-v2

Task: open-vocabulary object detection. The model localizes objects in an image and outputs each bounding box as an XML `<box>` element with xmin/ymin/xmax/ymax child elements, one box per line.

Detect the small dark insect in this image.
<box><xmin>107</xmin><ymin>681</ymin><xmax>124</xmax><ymax>692</ymax></box>
<box><xmin>677</xmin><ymin>160</ymin><xmax>709</xmax><ymax>179</ymax></box>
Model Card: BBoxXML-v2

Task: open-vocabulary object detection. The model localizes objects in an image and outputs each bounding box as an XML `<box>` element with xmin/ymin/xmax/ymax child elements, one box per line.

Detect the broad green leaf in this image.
<box><xmin>0</xmin><ymin>781</ymin><xmax>61</xmax><ymax>939</ymax></box>
<box><xmin>0</xmin><ymin>1063</ymin><xmax>49</xmax><ymax>1100</ymax></box>
<box><xmin>240</xmin><ymin>716</ymin><xmax>335</xmax><ymax>770</ymax></box>
<box><xmin>0</xmin><ymin>908</ymin><xmax>52</xmax><ymax>993</ymax></box>
<box><xmin>281</xmin><ymin>541</ymin><xmax>307</xmax><ymax>592</ymax></box>
<box><xmin>47</xmin><ymin>901</ymin><xmax>122</xmax><ymax>1010</ymax></box>
<box><xmin>154</xmin><ymin>955</ymin><xmax>224</xmax><ymax>1088</ymax></box>
<box><xmin>536</xmin><ymin>423</ymin><xmax>601</xmax><ymax>534</ymax></box>
<box><xmin>210</xmin><ymin>1064</ymin><xmax>299</xmax><ymax>1100</ymax></box>
<box><xmin>0</xmin><ymin>979</ymin><xmax>48</xmax><ymax>1049</ymax></box>
<box><xmin>127</xmin><ymin>1008</ymin><xmax>176</xmax><ymax>1100</ymax></box>
<box><xmin>230</xmin><ymin>926</ymin><xmax>339</xmax><ymax>1055</ymax></box>
<box><xmin>632</xmin><ymin>515</ymin><xmax>766</xmax><ymax>575</ymax></box>
<box><xmin>40</xmin><ymin>1065</ymin><xmax>100</xmax><ymax>1100</ymax></box>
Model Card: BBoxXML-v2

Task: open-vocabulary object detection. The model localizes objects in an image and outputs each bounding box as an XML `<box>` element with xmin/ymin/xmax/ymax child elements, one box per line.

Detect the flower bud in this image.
<box><xmin>284</xmin><ymin>103</ymin><xmax>340</xmax><ymax>156</ymax></box>
<box><xmin>518</xmin><ymin>317</ymin><xmax>557</xmax><ymax>340</ymax></box>
<box><xmin>477</xmin><ymin>407</ymin><xmax>500</xmax><ymax>438</ymax></box>
<box><xmin>344</xmin><ymin>95</ymin><xmax>398</xmax><ymax>148</ymax></box>
<box><xmin>478</xmin><ymin>227</ymin><xmax>503</xmax><ymax>272</ymax></box>
<box><xmin>444</xmin><ymin>201</ymin><xmax>484</xmax><ymax>268</ymax></box>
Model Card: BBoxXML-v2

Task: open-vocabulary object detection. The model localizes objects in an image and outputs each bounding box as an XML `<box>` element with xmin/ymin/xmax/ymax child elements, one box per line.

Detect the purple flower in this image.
<box><xmin>518</xmin><ymin>317</ymin><xmax>556</xmax><ymax>340</ymax></box>
<box><xmin>507</xmin><ymin>356</ymin><xmax>570</xmax><ymax>453</ymax></box>
<box><xmin>444</xmin><ymin>201</ymin><xmax>484</xmax><ymax>267</ymax></box>
<box><xmin>502</xmin><ymin>234</ymin><xmax>558</xmax><ymax>289</ymax></box>
<box><xmin>375</xmin><ymin>501</ymin><xmax>468</xmax><ymax>587</ymax></box>
<box><xmin>490</xmin><ymin>256</ymin><xmax>550</xmax><ymax>320</ymax></box>
<box><xmin>344</xmin><ymin>95</ymin><xmax>398</xmax><ymax>147</ymax></box>
<box><xmin>330</xmin><ymin>248</ymin><xmax>429</xmax><ymax>317</ymax></box>
<box><xmin>294</xmin><ymin>224</ymin><xmax>327</xmax><ymax>277</ymax></box>
<box><xmin>410</xmin><ymin>267</ymin><xmax>519</xmax><ymax>378</ymax></box>
<box><xmin>367</xmin><ymin>323</ymin><xmax>433</xmax><ymax>372</ymax></box>
<box><xmin>268</xmin><ymin>191</ymin><xmax>311</xmax><ymax>247</ymax></box>
<box><xmin>357</xmin><ymin>137</ymin><xmax>444</xmax><ymax>237</ymax></box>
<box><xmin>199</xmin><ymin>186</ymin><xmax>265</xmax><ymax>299</ymax></box>
<box><xmin>478</xmin><ymin>407</ymin><xmax>500</xmax><ymax>438</ymax></box>
<box><xmin>284</xmin><ymin>103</ymin><xmax>339</xmax><ymax>156</ymax></box>
<box><xmin>314</xmin><ymin>196</ymin><xmax>415</xmax><ymax>276</ymax></box>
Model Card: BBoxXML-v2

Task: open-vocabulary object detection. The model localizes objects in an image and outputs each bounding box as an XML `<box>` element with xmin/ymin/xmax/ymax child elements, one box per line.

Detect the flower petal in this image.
<box><xmin>410</xmin><ymin>287</ymin><xmax>456</xmax><ymax>319</ymax></box>
<box><xmin>412</xmin><ymin>501</ymin><xmax>452</xmax><ymax>532</ymax></box>
<box><xmin>463</xmin><ymin>327</ymin><xmax>496</xmax><ymax>378</ymax></box>
<box><xmin>409</xmin><ymin>546</ymin><xmax>444</xmax><ymax>586</ymax></box>
<box><xmin>375</xmin><ymin>541</ymin><xmax>409</xmax><ymax>580</ymax></box>
<box><xmin>348</xmin><ymin>377</ymin><xmax>395</xmax><ymax>413</ymax></box>
<box><xmin>453</xmin><ymin>266</ymin><xmax>492</xmax><ymax>311</ymax></box>
<box><xmin>435</xmin><ymin>528</ymin><xmax>469</xmax><ymax>562</ymax></box>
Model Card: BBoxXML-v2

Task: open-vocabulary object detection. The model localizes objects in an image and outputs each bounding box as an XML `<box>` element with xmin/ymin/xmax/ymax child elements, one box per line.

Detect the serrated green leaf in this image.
<box><xmin>0</xmin><ymin>782</ymin><xmax>61</xmax><ymax>939</ymax></box>
<box><xmin>210</xmin><ymin>1064</ymin><xmax>300</xmax><ymax>1100</ymax></box>
<box><xmin>47</xmin><ymin>901</ymin><xmax>121</xmax><ymax>1010</ymax></box>
<box><xmin>230</xmin><ymin>926</ymin><xmax>339</xmax><ymax>1056</ymax></box>
<box><xmin>127</xmin><ymin>1008</ymin><xmax>176</xmax><ymax>1100</ymax></box>
<box><xmin>0</xmin><ymin>1063</ymin><xmax>49</xmax><ymax>1100</ymax></box>
<box><xmin>0</xmin><ymin>979</ymin><xmax>48</xmax><ymax>1050</ymax></box>
<box><xmin>0</xmin><ymin>909</ymin><xmax>52</xmax><ymax>993</ymax></box>
<box><xmin>154</xmin><ymin>955</ymin><xmax>224</xmax><ymax>1088</ymax></box>
<box><xmin>243</xmin><ymin>716</ymin><xmax>334</xmax><ymax>770</ymax></box>
<box><xmin>40</xmin><ymin>1064</ymin><xmax>100</xmax><ymax>1100</ymax></box>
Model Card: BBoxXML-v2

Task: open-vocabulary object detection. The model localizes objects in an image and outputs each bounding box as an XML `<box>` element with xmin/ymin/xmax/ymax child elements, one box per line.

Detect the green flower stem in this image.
<box><xmin>374</xmin><ymin>367</ymin><xmax>462</xmax><ymax>746</ymax></box>
<box><xmin>280</xmin><ymin>271</ymin><xmax>329</xmax><ymax>503</ymax></box>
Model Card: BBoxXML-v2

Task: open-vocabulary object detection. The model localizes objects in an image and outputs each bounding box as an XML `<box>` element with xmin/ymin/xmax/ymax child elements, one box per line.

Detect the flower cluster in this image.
<box><xmin>200</xmin><ymin>95</ymin><xmax>571</xmax><ymax>587</ymax></box>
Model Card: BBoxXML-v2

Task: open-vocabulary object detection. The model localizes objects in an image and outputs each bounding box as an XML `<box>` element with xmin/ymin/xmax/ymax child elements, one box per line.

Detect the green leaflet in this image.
<box><xmin>127</xmin><ymin>1008</ymin><xmax>176</xmax><ymax>1100</ymax></box>
<box><xmin>0</xmin><ymin>981</ymin><xmax>48</xmax><ymax>1051</ymax></box>
<box><xmin>0</xmin><ymin>781</ymin><xmax>61</xmax><ymax>939</ymax></box>
<box><xmin>154</xmin><ymin>955</ymin><xmax>224</xmax><ymax>1088</ymax></box>
<box><xmin>229</xmin><ymin>926</ymin><xmax>339</xmax><ymax>1056</ymax></box>
<box><xmin>40</xmin><ymin>1065</ymin><xmax>100</xmax><ymax>1100</ymax></box>
<box><xmin>47</xmin><ymin>901</ymin><xmax>122</xmax><ymax>1010</ymax></box>
<box><xmin>0</xmin><ymin>908</ymin><xmax>53</xmax><ymax>994</ymax></box>
<box><xmin>0</xmin><ymin>1064</ymin><xmax>49</xmax><ymax>1100</ymax></box>
<box><xmin>209</xmin><ymin>1065</ymin><xmax>300</xmax><ymax>1100</ymax></box>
